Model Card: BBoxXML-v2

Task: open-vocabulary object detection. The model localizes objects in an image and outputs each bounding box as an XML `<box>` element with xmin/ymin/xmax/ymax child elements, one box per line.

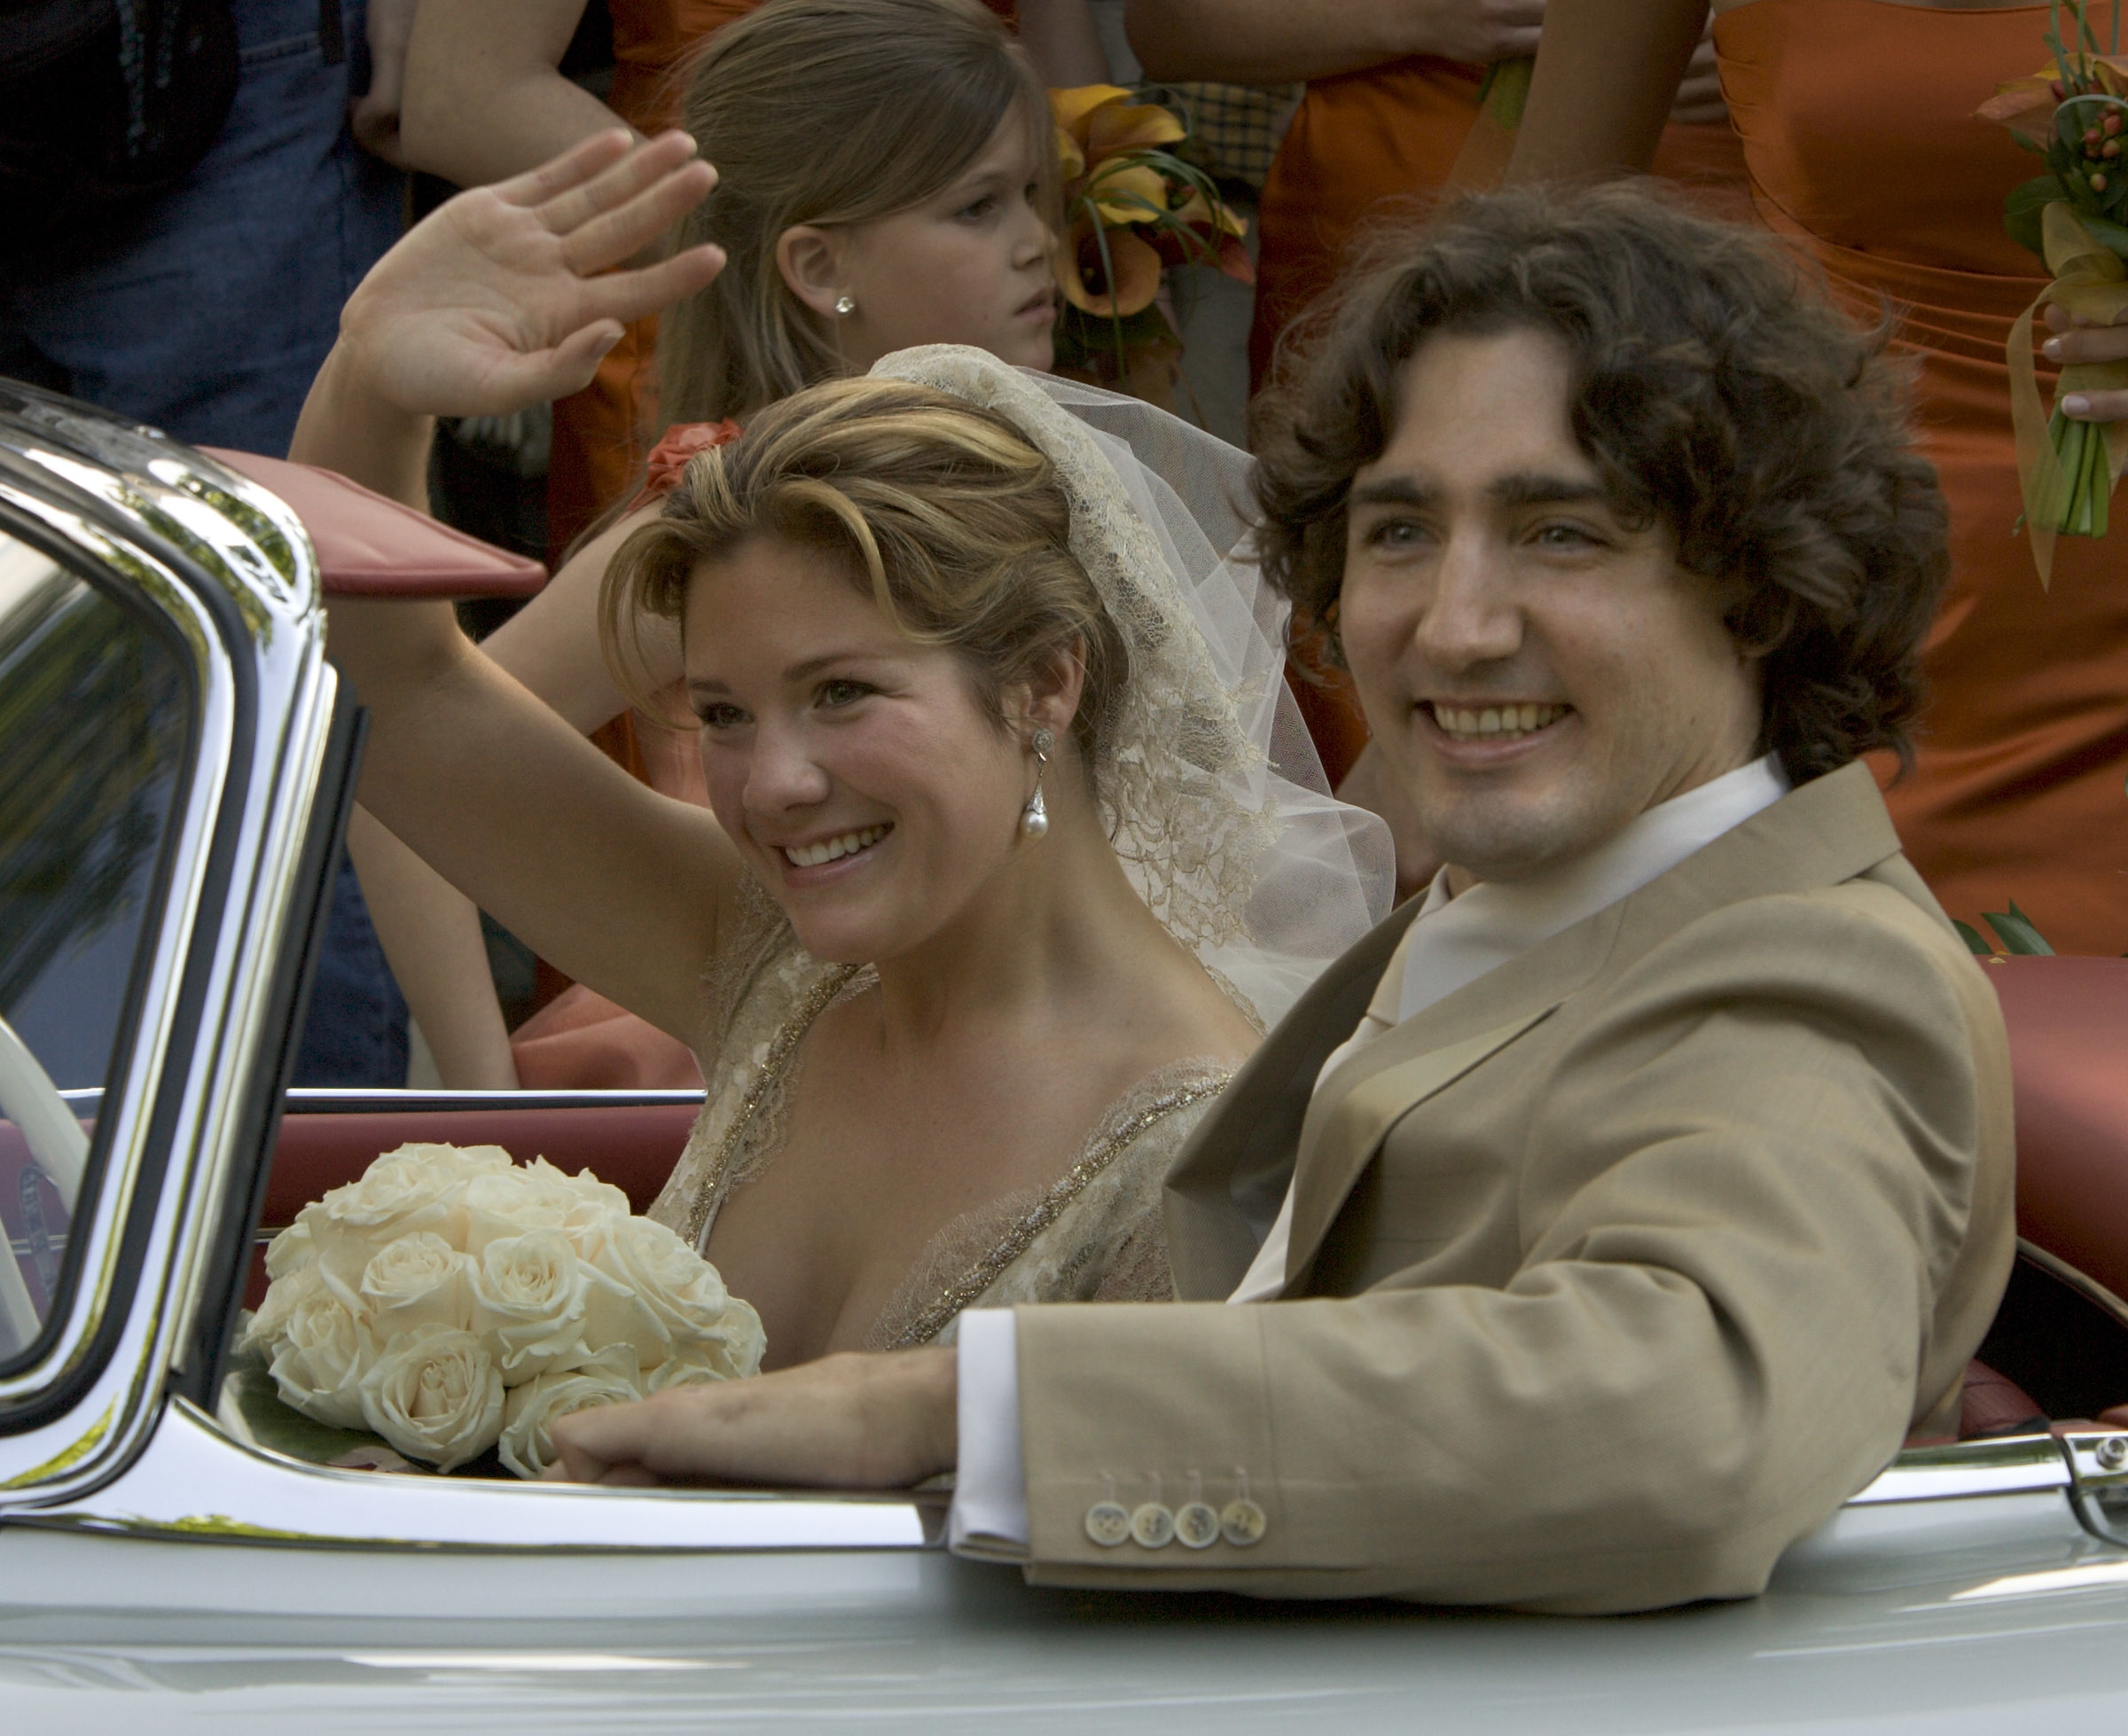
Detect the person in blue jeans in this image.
<box><xmin>1</xmin><ymin>0</ymin><xmax>416</xmax><ymax>1085</ymax></box>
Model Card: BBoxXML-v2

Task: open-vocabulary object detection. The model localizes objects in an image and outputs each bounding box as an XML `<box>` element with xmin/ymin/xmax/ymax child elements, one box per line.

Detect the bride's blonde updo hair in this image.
<box><xmin>658</xmin><ymin>0</ymin><xmax>1052</xmax><ymax>426</ymax></box>
<box><xmin>601</xmin><ymin>376</ymin><xmax>1127</xmax><ymax>778</ymax></box>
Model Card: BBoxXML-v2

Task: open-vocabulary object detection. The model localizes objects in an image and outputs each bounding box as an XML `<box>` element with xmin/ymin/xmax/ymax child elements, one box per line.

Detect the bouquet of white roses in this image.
<box><xmin>241</xmin><ymin>1143</ymin><xmax>764</xmax><ymax>1476</ymax></box>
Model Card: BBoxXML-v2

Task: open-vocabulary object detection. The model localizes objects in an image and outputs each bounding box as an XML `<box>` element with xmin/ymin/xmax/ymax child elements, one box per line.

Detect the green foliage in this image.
<box><xmin>2028</xmin><ymin>407</ymin><xmax>2121</xmax><ymax>534</ymax></box>
<box><xmin>1475</xmin><ymin>58</ymin><xmax>1534</xmax><ymax>129</ymax></box>
<box><xmin>1964</xmin><ymin>901</ymin><xmax>2058</xmax><ymax>956</ymax></box>
<box><xmin>1999</xmin><ymin>3</ymin><xmax>2128</xmax><ymax>255</ymax></box>
<box><xmin>2007</xmin><ymin>175</ymin><xmax>2065</xmax><ymax>254</ymax></box>
<box><xmin>224</xmin><ymin>1357</ymin><xmax>379</xmax><ymax>1466</ymax></box>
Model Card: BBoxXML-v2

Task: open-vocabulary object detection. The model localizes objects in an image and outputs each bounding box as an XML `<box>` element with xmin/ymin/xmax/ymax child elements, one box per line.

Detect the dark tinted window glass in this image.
<box><xmin>0</xmin><ymin>533</ymin><xmax>191</xmax><ymax>1358</ymax></box>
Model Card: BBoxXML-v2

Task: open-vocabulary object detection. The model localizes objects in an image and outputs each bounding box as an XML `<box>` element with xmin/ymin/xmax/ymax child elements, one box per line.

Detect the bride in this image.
<box><xmin>296</xmin><ymin>132</ymin><xmax>1388</xmax><ymax>1368</ymax></box>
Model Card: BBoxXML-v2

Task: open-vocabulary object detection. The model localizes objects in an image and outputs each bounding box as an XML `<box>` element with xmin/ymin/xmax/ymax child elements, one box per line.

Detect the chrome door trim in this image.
<box><xmin>12</xmin><ymin>1398</ymin><xmax>941</xmax><ymax>1553</ymax></box>
<box><xmin>280</xmin><ymin>1088</ymin><xmax>708</xmax><ymax>1112</ymax></box>
<box><xmin>1845</xmin><ymin>1433</ymin><xmax>2070</xmax><ymax>1505</ymax></box>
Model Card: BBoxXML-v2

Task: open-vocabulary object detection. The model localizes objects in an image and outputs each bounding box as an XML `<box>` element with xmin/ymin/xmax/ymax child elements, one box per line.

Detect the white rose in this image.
<box><xmin>460</xmin><ymin>1166</ymin><xmax>583</xmax><ymax>1256</ymax></box>
<box><xmin>298</xmin><ymin>1146</ymin><xmax>468</xmax><ymax>1248</ymax></box>
<box><xmin>262</xmin><ymin>1218</ymin><xmax>316</xmax><ymax>1281</ymax></box>
<box><xmin>358</xmin><ymin>1231</ymin><xmax>473</xmax><ymax>1337</ymax></box>
<box><xmin>496</xmin><ymin>1343</ymin><xmax>644</xmax><ymax>1479</ymax></box>
<box><xmin>591</xmin><ymin>1215</ymin><xmax>737</xmax><ymax>1341</ymax></box>
<box><xmin>467</xmin><ymin>1228</ymin><xmax>592</xmax><ymax>1381</ymax></box>
<box><xmin>644</xmin><ymin>1305</ymin><xmax>764</xmax><ymax>1390</ymax></box>
<box><xmin>357</xmin><ymin>1323</ymin><xmax>505</xmax><ymax>1472</ymax></box>
<box><xmin>439</xmin><ymin>1142</ymin><xmax>517</xmax><ymax>1177</ymax></box>
<box><xmin>523</xmin><ymin>1157</ymin><xmax>633</xmax><ymax>1254</ymax></box>
<box><xmin>385</xmin><ymin>1141</ymin><xmax>515</xmax><ymax>1181</ymax></box>
<box><xmin>243</xmin><ymin>1260</ymin><xmax>315</xmax><ymax>1354</ymax></box>
<box><xmin>454</xmin><ymin>1158</ymin><xmax>629</xmax><ymax>1258</ymax></box>
<box><xmin>262</xmin><ymin>1268</ymin><xmax>373</xmax><ymax>1431</ymax></box>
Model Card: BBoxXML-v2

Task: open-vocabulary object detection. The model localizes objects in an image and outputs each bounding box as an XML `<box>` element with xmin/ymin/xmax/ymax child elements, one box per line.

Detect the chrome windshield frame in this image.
<box><xmin>0</xmin><ymin>386</ymin><xmax>334</xmax><ymax>1507</ymax></box>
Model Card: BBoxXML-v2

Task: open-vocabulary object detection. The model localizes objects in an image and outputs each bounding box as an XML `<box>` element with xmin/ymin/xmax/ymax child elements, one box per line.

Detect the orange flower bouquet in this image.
<box><xmin>1050</xmin><ymin>85</ymin><xmax>1253</xmax><ymax>407</ymax></box>
<box><xmin>1977</xmin><ymin>0</ymin><xmax>2128</xmax><ymax>567</ymax></box>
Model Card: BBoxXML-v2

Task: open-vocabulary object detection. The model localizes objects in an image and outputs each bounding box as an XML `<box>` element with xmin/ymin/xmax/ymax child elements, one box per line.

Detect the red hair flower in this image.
<box><xmin>642</xmin><ymin>418</ymin><xmax>744</xmax><ymax>499</ymax></box>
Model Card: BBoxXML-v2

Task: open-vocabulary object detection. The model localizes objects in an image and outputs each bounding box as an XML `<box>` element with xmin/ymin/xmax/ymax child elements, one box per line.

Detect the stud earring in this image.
<box><xmin>833</xmin><ymin>293</ymin><xmax>857</xmax><ymax>316</ymax></box>
<box><xmin>1020</xmin><ymin>726</ymin><xmax>1053</xmax><ymax>838</ymax></box>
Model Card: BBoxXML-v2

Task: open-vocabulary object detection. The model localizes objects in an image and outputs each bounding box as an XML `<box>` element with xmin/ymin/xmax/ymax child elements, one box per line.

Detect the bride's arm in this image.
<box><xmin>295</xmin><ymin>133</ymin><xmax>738</xmax><ymax>1041</ymax></box>
<box><xmin>327</xmin><ymin>590</ymin><xmax>729</xmax><ymax>1042</ymax></box>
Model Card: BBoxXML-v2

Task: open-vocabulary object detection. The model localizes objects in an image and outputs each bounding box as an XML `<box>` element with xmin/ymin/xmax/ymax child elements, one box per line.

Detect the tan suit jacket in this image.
<box><xmin>1010</xmin><ymin>762</ymin><xmax>2015</xmax><ymax>1611</ymax></box>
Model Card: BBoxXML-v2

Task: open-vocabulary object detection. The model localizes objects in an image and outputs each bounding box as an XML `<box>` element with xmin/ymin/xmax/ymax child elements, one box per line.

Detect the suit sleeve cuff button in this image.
<box><xmin>1175</xmin><ymin>1501</ymin><xmax>1221</xmax><ymax>1548</ymax></box>
<box><xmin>1084</xmin><ymin>1501</ymin><xmax>1131</xmax><ymax>1546</ymax></box>
<box><xmin>1220</xmin><ymin>1497</ymin><xmax>1267</xmax><ymax>1546</ymax></box>
<box><xmin>1130</xmin><ymin>1503</ymin><xmax>1176</xmax><ymax>1548</ymax></box>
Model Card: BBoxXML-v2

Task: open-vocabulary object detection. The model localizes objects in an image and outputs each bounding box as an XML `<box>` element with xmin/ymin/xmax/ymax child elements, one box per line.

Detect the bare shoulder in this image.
<box><xmin>1112</xmin><ymin>941</ymin><xmax>1264</xmax><ymax>1081</ymax></box>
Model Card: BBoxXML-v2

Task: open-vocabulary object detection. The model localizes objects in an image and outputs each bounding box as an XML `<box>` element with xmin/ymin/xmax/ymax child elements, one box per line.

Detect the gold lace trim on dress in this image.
<box><xmin>680</xmin><ymin>962</ymin><xmax>862</xmax><ymax>1250</ymax></box>
<box><xmin>866</xmin><ymin>1066</ymin><xmax>1228</xmax><ymax>1351</ymax></box>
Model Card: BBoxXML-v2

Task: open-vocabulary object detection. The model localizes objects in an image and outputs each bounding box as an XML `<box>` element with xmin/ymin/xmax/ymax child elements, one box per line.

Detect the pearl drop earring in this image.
<box><xmin>1020</xmin><ymin>727</ymin><xmax>1053</xmax><ymax>839</ymax></box>
<box><xmin>833</xmin><ymin>293</ymin><xmax>857</xmax><ymax>316</ymax></box>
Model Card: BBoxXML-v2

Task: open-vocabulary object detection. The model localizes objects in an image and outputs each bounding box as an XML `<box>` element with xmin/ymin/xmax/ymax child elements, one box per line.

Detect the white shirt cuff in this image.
<box><xmin>947</xmin><ymin>1308</ymin><xmax>1029</xmax><ymax>1559</ymax></box>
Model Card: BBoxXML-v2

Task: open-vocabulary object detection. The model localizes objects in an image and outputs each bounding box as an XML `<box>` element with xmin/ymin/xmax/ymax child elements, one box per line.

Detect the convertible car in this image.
<box><xmin>4</xmin><ymin>380</ymin><xmax>2128</xmax><ymax>1732</ymax></box>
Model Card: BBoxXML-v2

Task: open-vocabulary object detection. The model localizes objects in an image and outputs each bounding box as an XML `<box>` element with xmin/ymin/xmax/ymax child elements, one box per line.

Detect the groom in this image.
<box><xmin>553</xmin><ymin>183</ymin><xmax>2015</xmax><ymax>1614</ymax></box>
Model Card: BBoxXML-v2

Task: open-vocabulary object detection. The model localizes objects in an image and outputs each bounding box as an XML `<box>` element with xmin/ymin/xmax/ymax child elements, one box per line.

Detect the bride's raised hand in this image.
<box><xmin>336</xmin><ymin>129</ymin><xmax>725</xmax><ymax>419</ymax></box>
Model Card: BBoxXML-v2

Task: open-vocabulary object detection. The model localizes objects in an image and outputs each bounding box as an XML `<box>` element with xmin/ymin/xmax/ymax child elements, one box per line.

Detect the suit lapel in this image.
<box><xmin>1282</xmin><ymin>1005</ymin><xmax>1558</xmax><ymax>1290</ymax></box>
<box><xmin>1163</xmin><ymin>898</ymin><xmax>1426</xmax><ymax>1300</ymax></box>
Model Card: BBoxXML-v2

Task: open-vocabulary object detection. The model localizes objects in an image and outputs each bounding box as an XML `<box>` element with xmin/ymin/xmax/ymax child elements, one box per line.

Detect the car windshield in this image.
<box><xmin>0</xmin><ymin>529</ymin><xmax>191</xmax><ymax>1364</ymax></box>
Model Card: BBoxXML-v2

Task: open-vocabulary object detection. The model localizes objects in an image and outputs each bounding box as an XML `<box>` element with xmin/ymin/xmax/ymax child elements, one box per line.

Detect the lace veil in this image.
<box><xmin>870</xmin><ymin>346</ymin><xmax>1392</xmax><ymax>1025</ymax></box>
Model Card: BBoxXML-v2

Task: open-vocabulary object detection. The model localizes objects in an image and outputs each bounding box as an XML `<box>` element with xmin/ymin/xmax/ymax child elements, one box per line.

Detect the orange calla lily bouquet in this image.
<box><xmin>1050</xmin><ymin>85</ymin><xmax>1252</xmax><ymax>405</ymax></box>
<box><xmin>1977</xmin><ymin>0</ymin><xmax>2128</xmax><ymax>567</ymax></box>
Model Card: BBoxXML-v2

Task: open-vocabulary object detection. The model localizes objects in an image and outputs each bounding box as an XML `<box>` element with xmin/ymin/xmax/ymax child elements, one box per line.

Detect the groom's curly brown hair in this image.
<box><xmin>1252</xmin><ymin>180</ymin><xmax>1949</xmax><ymax>782</ymax></box>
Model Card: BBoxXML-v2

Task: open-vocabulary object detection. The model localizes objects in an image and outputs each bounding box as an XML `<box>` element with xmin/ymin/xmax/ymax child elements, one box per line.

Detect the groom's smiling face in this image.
<box><xmin>1339</xmin><ymin>327</ymin><xmax>1764</xmax><ymax>888</ymax></box>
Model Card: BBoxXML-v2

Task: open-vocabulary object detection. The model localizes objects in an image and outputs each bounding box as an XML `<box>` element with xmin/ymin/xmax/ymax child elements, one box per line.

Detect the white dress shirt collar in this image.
<box><xmin>1396</xmin><ymin>751</ymin><xmax>1792</xmax><ymax>1025</ymax></box>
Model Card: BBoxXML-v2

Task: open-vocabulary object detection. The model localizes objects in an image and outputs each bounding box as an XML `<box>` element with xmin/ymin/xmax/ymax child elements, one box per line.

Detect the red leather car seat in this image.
<box><xmin>1986</xmin><ymin>956</ymin><xmax>2128</xmax><ymax>1307</ymax></box>
<box><xmin>211</xmin><ymin>949</ymin><xmax>2128</xmax><ymax>1411</ymax></box>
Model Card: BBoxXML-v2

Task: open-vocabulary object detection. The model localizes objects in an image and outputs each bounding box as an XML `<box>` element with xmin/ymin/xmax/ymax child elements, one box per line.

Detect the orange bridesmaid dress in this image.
<box><xmin>1249</xmin><ymin>62</ymin><xmax>1752</xmax><ymax>785</ymax></box>
<box><xmin>1717</xmin><ymin>0</ymin><xmax>2128</xmax><ymax>954</ymax></box>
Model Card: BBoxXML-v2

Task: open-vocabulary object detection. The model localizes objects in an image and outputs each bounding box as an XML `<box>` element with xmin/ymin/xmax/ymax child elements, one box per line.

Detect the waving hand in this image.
<box><xmin>336</xmin><ymin>129</ymin><xmax>724</xmax><ymax>420</ymax></box>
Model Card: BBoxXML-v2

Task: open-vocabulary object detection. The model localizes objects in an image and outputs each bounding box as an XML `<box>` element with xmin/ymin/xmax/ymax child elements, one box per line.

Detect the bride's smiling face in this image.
<box><xmin>683</xmin><ymin>534</ymin><xmax>1038</xmax><ymax>962</ymax></box>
